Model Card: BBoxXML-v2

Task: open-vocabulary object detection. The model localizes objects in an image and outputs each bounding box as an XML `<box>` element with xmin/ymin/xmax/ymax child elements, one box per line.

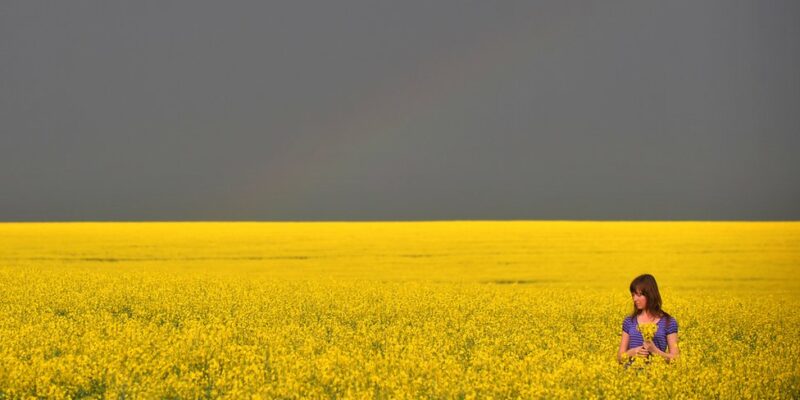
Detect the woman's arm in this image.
<box><xmin>617</xmin><ymin>332</ymin><xmax>630</xmax><ymax>363</ymax></box>
<box><xmin>644</xmin><ymin>333</ymin><xmax>679</xmax><ymax>362</ymax></box>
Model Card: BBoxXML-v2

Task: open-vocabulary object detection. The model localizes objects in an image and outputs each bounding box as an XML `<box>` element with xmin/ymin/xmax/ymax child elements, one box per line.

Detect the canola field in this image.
<box><xmin>0</xmin><ymin>221</ymin><xmax>798</xmax><ymax>399</ymax></box>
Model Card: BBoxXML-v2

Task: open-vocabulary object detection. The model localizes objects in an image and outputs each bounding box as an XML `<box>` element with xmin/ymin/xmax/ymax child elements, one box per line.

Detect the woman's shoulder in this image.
<box><xmin>621</xmin><ymin>315</ymin><xmax>635</xmax><ymax>330</ymax></box>
<box><xmin>660</xmin><ymin>313</ymin><xmax>678</xmax><ymax>324</ymax></box>
<box><xmin>622</xmin><ymin>315</ymin><xmax>635</xmax><ymax>323</ymax></box>
<box><xmin>660</xmin><ymin>313</ymin><xmax>679</xmax><ymax>333</ymax></box>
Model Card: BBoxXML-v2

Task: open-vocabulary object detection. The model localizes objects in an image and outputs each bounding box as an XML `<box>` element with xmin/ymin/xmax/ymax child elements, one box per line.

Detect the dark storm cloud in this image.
<box><xmin>1</xmin><ymin>1</ymin><xmax>798</xmax><ymax>221</ymax></box>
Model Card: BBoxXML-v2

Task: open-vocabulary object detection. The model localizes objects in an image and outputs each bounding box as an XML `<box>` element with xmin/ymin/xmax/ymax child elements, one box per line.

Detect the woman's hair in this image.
<box><xmin>629</xmin><ymin>274</ymin><xmax>671</xmax><ymax>325</ymax></box>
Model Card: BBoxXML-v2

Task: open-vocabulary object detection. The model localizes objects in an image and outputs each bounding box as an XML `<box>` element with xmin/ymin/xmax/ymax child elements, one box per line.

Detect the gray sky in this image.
<box><xmin>2</xmin><ymin>1</ymin><xmax>799</xmax><ymax>221</ymax></box>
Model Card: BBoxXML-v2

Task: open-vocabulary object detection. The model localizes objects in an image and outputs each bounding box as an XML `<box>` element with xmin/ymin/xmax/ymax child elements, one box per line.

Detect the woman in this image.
<box><xmin>617</xmin><ymin>274</ymin><xmax>680</xmax><ymax>364</ymax></box>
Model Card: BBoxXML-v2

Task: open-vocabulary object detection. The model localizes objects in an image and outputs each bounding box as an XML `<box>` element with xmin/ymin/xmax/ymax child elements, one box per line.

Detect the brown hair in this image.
<box><xmin>629</xmin><ymin>274</ymin><xmax>672</xmax><ymax>325</ymax></box>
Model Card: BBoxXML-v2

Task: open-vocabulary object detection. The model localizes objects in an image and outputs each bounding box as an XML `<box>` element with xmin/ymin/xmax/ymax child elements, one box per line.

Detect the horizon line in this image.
<box><xmin>1</xmin><ymin>219</ymin><xmax>799</xmax><ymax>224</ymax></box>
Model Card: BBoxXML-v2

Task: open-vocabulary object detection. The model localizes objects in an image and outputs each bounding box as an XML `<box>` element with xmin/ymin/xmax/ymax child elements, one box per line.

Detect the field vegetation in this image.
<box><xmin>0</xmin><ymin>222</ymin><xmax>798</xmax><ymax>398</ymax></box>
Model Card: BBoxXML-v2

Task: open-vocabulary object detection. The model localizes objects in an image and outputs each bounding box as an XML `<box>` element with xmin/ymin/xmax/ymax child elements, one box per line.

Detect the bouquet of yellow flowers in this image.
<box><xmin>625</xmin><ymin>322</ymin><xmax>659</xmax><ymax>369</ymax></box>
<box><xmin>638</xmin><ymin>322</ymin><xmax>658</xmax><ymax>342</ymax></box>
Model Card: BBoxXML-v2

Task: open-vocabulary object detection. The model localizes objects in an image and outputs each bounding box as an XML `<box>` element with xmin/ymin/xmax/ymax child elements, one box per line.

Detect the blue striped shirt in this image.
<box><xmin>622</xmin><ymin>315</ymin><xmax>678</xmax><ymax>352</ymax></box>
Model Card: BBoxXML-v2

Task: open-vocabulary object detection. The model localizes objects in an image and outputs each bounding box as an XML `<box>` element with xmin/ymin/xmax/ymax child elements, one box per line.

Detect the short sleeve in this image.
<box><xmin>622</xmin><ymin>317</ymin><xmax>632</xmax><ymax>333</ymax></box>
<box><xmin>665</xmin><ymin>317</ymin><xmax>678</xmax><ymax>335</ymax></box>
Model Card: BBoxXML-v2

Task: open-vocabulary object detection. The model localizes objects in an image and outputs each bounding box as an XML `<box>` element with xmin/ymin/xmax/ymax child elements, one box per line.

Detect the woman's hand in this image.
<box><xmin>625</xmin><ymin>345</ymin><xmax>649</xmax><ymax>358</ymax></box>
<box><xmin>643</xmin><ymin>340</ymin><xmax>659</xmax><ymax>354</ymax></box>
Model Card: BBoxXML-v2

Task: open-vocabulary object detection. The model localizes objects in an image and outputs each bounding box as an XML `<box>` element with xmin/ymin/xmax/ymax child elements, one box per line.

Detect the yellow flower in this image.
<box><xmin>638</xmin><ymin>322</ymin><xmax>658</xmax><ymax>342</ymax></box>
<box><xmin>0</xmin><ymin>221</ymin><xmax>798</xmax><ymax>398</ymax></box>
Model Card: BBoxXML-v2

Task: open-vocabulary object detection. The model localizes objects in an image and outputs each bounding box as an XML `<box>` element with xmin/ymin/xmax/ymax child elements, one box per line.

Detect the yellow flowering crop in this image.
<box><xmin>0</xmin><ymin>222</ymin><xmax>798</xmax><ymax>398</ymax></box>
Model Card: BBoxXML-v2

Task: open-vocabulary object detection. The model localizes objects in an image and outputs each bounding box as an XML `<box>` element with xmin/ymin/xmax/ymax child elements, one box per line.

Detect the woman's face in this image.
<box><xmin>632</xmin><ymin>290</ymin><xmax>647</xmax><ymax>310</ymax></box>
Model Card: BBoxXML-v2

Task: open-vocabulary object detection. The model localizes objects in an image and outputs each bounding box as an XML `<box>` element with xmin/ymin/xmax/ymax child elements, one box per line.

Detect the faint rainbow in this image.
<box><xmin>230</xmin><ymin>11</ymin><xmax>575</xmax><ymax>217</ymax></box>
